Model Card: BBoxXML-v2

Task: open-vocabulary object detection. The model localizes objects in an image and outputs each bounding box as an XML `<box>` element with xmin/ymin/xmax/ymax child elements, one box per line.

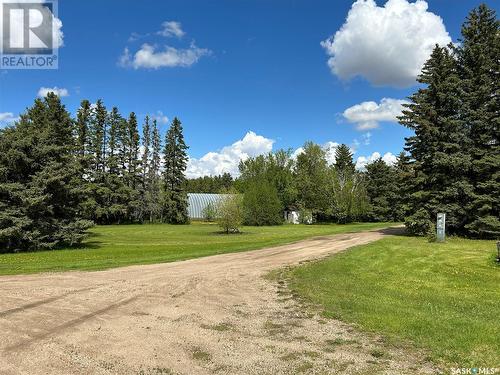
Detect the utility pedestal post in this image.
<box><xmin>437</xmin><ymin>213</ymin><xmax>446</xmax><ymax>243</ymax></box>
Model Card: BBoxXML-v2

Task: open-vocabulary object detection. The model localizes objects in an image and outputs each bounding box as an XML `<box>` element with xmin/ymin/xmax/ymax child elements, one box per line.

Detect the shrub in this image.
<box><xmin>202</xmin><ymin>202</ymin><xmax>217</xmax><ymax>222</ymax></box>
<box><xmin>243</xmin><ymin>180</ymin><xmax>283</xmax><ymax>226</ymax></box>
<box><xmin>405</xmin><ymin>208</ymin><xmax>432</xmax><ymax>236</ymax></box>
<box><xmin>216</xmin><ymin>193</ymin><xmax>243</xmax><ymax>234</ymax></box>
<box><xmin>426</xmin><ymin>222</ymin><xmax>437</xmax><ymax>242</ymax></box>
<box><xmin>299</xmin><ymin>209</ymin><xmax>313</xmax><ymax>224</ymax></box>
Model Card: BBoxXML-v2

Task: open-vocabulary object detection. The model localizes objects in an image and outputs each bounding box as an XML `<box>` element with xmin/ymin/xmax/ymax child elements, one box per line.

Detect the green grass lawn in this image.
<box><xmin>286</xmin><ymin>235</ymin><xmax>500</xmax><ymax>369</ymax></box>
<box><xmin>0</xmin><ymin>222</ymin><xmax>392</xmax><ymax>276</ymax></box>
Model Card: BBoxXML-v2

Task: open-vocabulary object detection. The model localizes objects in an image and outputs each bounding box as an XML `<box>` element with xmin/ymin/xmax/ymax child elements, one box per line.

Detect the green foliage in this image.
<box><xmin>330</xmin><ymin>144</ymin><xmax>369</xmax><ymax>223</ymax></box>
<box><xmin>243</xmin><ymin>180</ymin><xmax>283</xmax><ymax>226</ymax></box>
<box><xmin>365</xmin><ymin>158</ymin><xmax>398</xmax><ymax>222</ymax></box>
<box><xmin>458</xmin><ymin>5</ymin><xmax>500</xmax><ymax>237</ymax></box>
<box><xmin>239</xmin><ymin>149</ymin><xmax>297</xmax><ymax>210</ymax></box>
<box><xmin>298</xmin><ymin>209</ymin><xmax>313</xmax><ymax>224</ymax></box>
<box><xmin>202</xmin><ymin>202</ymin><xmax>217</xmax><ymax>222</ymax></box>
<box><xmin>400</xmin><ymin>5</ymin><xmax>499</xmax><ymax>238</ymax></box>
<box><xmin>333</xmin><ymin>144</ymin><xmax>355</xmax><ymax>173</ymax></box>
<box><xmin>401</xmin><ymin>45</ymin><xmax>471</xmax><ymax>235</ymax></box>
<box><xmin>393</xmin><ymin>152</ymin><xmax>413</xmax><ymax>221</ymax></box>
<box><xmin>295</xmin><ymin>142</ymin><xmax>330</xmax><ymax>216</ymax></box>
<box><xmin>0</xmin><ymin>94</ymin><xmax>93</xmax><ymax>252</ymax></box>
<box><xmin>162</xmin><ymin>117</ymin><xmax>189</xmax><ymax>224</ymax></box>
<box><xmin>79</xmin><ymin>102</ymin><xmax>134</xmax><ymax>224</ymax></box>
<box><xmin>426</xmin><ymin>222</ymin><xmax>437</xmax><ymax>243</ymax></box>
<box><xmin>405</xmin><ymin>208</ymin><xmax>432</xmax><ymax>236</ymax></box>
<box><xmin>216</xmin><ymin>191</ymin><xmax>243</xmax><ymax>234</ymax></box>
<box><xmin>186</xmin><ymin>173</ymin><xmax>233</xmax><ymax>193</ymax></box>
<box><xmin>146</xmin><ymin>120</ymin><xmax>163</xmax><ymax>222</ymax></box>
<box><xmin>287</xmin><ymin>236</ymin><xmax>500</xmax><ymax>367</ymax></box>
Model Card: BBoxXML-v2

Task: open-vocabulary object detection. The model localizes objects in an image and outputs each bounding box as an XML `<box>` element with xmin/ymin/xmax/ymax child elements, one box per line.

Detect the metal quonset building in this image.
<box><xmin>187</xmin><ymin>193</ymin><xmax>228</xmax><ymax>220</ymax></box>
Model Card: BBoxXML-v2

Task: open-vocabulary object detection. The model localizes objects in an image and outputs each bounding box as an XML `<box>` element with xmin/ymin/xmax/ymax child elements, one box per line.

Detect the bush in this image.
<box><xmin>216</xmin><ymin>193</ymin><xmax>243</xmax><ymax>234</ymax></box>
<box><xmin>426</xmin><ymin>222</ymin><xmax>437</xmax><ymax>242</ymax></box>
<box><xmin>243</xmin><ymin>180</ymin><xmax>283</xmax><ymax>226</ymax></box>
<box><xmin>202</xmin><ymin>202</ymin><xmax>217</xmax><ymax>222</ymax></box>
<box><xmin>299</xmin><ymin>209</ymin><xmax>313</xmax><ymax>224</ymax></box>
<box><xmin>405</xmin><ymin>208</ymin><xmax>432</xmax><ymax>236</ymax></box>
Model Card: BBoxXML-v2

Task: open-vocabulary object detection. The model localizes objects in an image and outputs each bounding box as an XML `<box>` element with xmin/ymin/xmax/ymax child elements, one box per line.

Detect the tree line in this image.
<box><xmin>0</xmin><ymin>4</ymin><xmax>497</xmax><ymax>252</ymax></box>
<box><xmin>0</xmin><ymin>96</ymin><xmax>190</xmax><ymax>252</ymax></box>
<box><xmin>190</xmin><ymin>4</ymin><xmax>499</xmax><ymax>238</ymax></box>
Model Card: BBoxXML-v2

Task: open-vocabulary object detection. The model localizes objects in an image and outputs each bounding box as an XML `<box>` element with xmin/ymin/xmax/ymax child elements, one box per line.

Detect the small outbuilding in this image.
<box><xmin>283</xmin><ymin>208</ymin><xmax>313</xmax><ymax>224</ymax></box>
<box><xmin>284</xmin><ymin>210</ymin><xmax>300</xmax><ymax>224</ymax></box>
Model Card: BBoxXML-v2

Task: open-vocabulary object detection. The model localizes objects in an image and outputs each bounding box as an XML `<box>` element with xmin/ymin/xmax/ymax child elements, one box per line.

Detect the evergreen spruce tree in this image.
<box><xmin>162</xmin><ymin>117</ymin><xmax>189</xmax><ymax>224</ymax></box>
<box><xmin>107</xmin><ymin>107</ymin><xmax>121</xmax><ymax>175</ymax></box>
<box><xmin>334</xmin><ymin>144</ymin><xmax>356</xmax><ymax>175</ymax></box>
<box><xmin>365</xmin><ymin>158</ymin><xmax>397</xmax><ymax>222</ymax></box>
<box><xmin>105</xmin><ymin>107</ymin><xmax>129</xmax><ymax>223</ymax></box>
<box><xmin>126</xmin><ymin>112</ymin><xmax>141</xmax><ymax>189</ymax></box>
<box><xmin>82</xmin><ymin>100</ymin><xmax>117</xmax><ymax>223</ymax></box>
<box><xmin>393</xmin><ymin>152</ymin><xmax>413</xmax><ymax>222</ymax></box>
<box><xmin>458</xmin><ymin>5</ymin><xmax>500</xmax><ymax>237</ymax></box>
<box><xmin>75</xmin><ymin>100</ymin><xmax>91</xmax><ymax>169</ymax></box>
<box><xmin>147</xmin><ymin>119</ymin><xmax>162</xmax><ymax>222</ymax></box>
<box><xmin>400</xmin><ymin>45</ymin><xmax>471</xmax><ymax>235</ymax></box>
<box><xmin>141</xmin><ymin>116</ymin><xmax>151</xmax><ymax>190</ymax></box>
<box><xmin>117</xmin><ymin>115</ymin><xmax>129</xmax><ymax>178</ymax></box>
<box><xmin>124</xmin><ymin>112</ymin><xmax>142</xmax><ymax>221</ymax></box>
<box><xmin>90</xmin><ymin>100</ymin><xmax>107</xmax><ymax>179</ymax></box>
<box><xmin>330</xmin><ymin>144</ymin><xmax>368</xmax><ymax>223</ymax></box>
<box><xmin>0</xmin><ymin>94</ymin><xmax>92</xmax><ymax>252</ymax></box>
<box><xmin>140</xmin><ymin>116</ymin><xmax>151</xmax><ymax>221</ymax></box>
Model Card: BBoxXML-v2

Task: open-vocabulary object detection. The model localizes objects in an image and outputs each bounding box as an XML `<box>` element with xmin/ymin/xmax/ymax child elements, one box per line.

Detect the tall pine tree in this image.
<box><xmin>124</xmin><ymin>112</ymin><xmax>142</xmax><ymax>221</ymax></box>
<box><xmin>162</xmin><ymin>117</ymin><xmax>189</xmax><ymax>224</ymax></box>
<box><xmin>400</xmin><ymin>46</ymin><xmax>471</xmax><ymax>235</ymax></box>
<box><xmin>331</xmin><ymin>144</ymin><xmax>368</xmax><ymax>223</ymax></box>
<box><xmin>365</xmin><ymin>158</ymin><xmax>398</xmax><ymax>222</ymax></box>
<box><xmin>458</xmin><ymin>5</ymin><xmax>500</xmax><ymax>237</ymax></box>
<box><xmin>393</xmin><ymin>152</ymin><xmax>413</xmax><ymax>222</ymax></box>
<box><xmin>146</xmin><ymin>119</ymin><xmax>163</xmax><ymax>222</ymax></box>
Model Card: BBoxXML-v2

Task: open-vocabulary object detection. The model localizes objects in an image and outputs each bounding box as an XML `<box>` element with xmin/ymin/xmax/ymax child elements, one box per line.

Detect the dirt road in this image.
<box><xmin>0</xmin><ymin>228</ymin><xmax>435</xmax><ymax>375</ymax></box>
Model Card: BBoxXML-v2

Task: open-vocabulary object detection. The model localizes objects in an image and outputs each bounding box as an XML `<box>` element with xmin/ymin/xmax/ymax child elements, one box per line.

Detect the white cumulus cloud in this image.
<box><xmin>119</xmin><ymin>43</ymin><xmax>210</xmax><ymax>69</ymax></box>
<box><xmin>158</xmin><ymin>21</ymin><xmax>185</xmax><ymax>38</ymax></box>
<box><xmin>355</xmin><ymin>151</ymin><xmax>397</xmax><ymax>170</ymax></box>
<box><xmin>343</xmin><ymin>98</ymin><xmax>409</xmax><ymax>130</ymax></box>
<box><xmin>0</xmin><ymin>112</ymin><xmax>19</xmax><ymax>127</ymax></box>
<box><xmin>187</xmin><ymin>131</ymin><xmax>275</xmax><ymax>178</ymax></box>
<box><xmin>37</xmin><ymin>86</ymin><xmax>69</xmax><ymax>97</ymax></box>
<box><xmin>324</xmin><ymin>141</ymin><xmax>341</xmax><ymax>165</ymax></box>
<box><xmin>321</xmin><ymin>0</ymin><xmax>452</xmax><ymax>87</ymax></box>
<box><xmin>151</xmin><ymin>110</ymin><xmax>169</xmax><ymax>125</ymax></box>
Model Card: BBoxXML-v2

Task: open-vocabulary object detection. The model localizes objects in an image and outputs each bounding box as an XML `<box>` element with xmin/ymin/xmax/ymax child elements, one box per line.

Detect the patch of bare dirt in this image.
<box><xmin>0</xmin><ymin>228</ymin><xmax>437</xmax><ymax>374</ymax></box>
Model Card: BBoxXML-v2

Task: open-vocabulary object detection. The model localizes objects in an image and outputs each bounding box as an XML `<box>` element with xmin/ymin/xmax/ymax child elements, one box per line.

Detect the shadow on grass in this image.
<box><xmin>210</xmin><ymin>230</ymin><xmax>250</xmax><ymax>236</ymax></box>
<box><xmin>70</xmin><ymin>240</ymin><xmax>103</xmax><ymax>250</ymax></box>
<box><xmin>378</xmin><ymin>227</ymin><xmax>408</xmax><ymax>236</ymax></box>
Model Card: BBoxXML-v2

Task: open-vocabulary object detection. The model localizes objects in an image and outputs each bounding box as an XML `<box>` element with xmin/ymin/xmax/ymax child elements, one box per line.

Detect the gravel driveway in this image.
<box><xmin>0</xmin><ymin>228</ymin><xmax>435</xmax><ymax>374</ymax></box>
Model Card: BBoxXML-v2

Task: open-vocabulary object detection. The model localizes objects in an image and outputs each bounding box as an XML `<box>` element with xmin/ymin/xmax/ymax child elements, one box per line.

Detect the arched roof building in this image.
<box><xmin>187</xmin><ymin>193</ymin><xmax>229</xmax><ymax>219</ymax></box>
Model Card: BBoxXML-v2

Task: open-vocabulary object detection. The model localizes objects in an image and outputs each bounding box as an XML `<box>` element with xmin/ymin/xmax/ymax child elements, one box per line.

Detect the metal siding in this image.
<box><xmin>187</xmin><ymin>193</ymin><xmax>229</xmax><ymax>219</ymax></box>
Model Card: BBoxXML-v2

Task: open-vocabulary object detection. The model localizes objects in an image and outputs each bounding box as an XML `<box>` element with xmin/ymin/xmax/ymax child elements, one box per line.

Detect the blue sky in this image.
<box><xmin>1</xmin><ymin>0</ymin><xmax>497</xmax><ymax>176</ymax></box>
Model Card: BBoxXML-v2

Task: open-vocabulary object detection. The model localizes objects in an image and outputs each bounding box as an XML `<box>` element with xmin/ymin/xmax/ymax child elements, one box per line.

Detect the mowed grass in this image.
<box><xmin>286</xmin><ymin>236</ymin><xmax>500</xmax><ymax>368</ymax></box>
<box><xmin>0</xmin><ymin>222</ymin><xmax>392</xmax><ymax>275</ymax></box>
